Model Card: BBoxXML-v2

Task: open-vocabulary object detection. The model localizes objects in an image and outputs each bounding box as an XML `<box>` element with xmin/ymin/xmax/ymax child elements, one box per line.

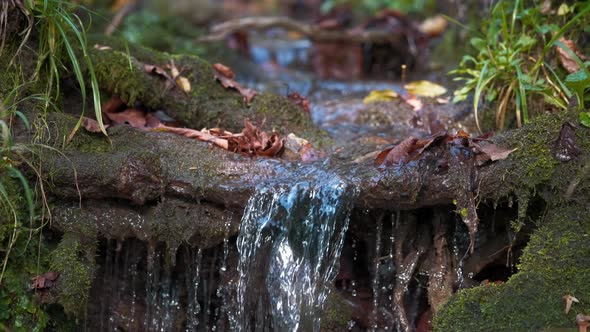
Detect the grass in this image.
<box><xmin>0</xmin><ymin>1</ymin><xmax>95</xmax><ymax>328</ymax></box>
<box><xmin>450</xmin><ymin>0</ymin><xmax>590</xmax><ymax>131</ymax></box>
<box><xmin>14</xmin><ymin>0</ymin><xmax>107</xmax><ymax>135</ymax></box>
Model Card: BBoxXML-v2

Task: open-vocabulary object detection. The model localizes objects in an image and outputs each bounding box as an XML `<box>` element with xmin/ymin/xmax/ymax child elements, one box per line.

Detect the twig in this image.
<box><xmin>200</xmin><ymin>16</ymin><xmax>409</xmax><ymax>44</ymax></box>
<box><xmin>105</xmin><ymin>3</ymin><xmax>136</xmax><ymax>36</ymax></box>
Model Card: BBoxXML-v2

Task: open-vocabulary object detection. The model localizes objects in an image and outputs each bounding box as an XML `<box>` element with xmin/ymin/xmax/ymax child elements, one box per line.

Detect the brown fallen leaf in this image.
<box><xmin>31</xmin><ymin>271</ymin><xmax>59</xmax><ymax>290</ymax></box>
<box><xmin>556</xmin><ymin>37</ymin><xmax>587</xmax><ymax>74</ymax></box>
<box><xmin>475</xmin><ymin>143</ymin><xmax>517</xmax><ymax>165</ymax></box>
<box><xmin>81</xmin><ymin>117</ymin><xmax>106</xmax><ymax>133</ymax></box>
<box><xmin>151</xmin><ymin>125</ymin><xmax>230</xmax><ymax>150</ymax></box>
<box><xmin>414</xmin><ymin>131</ymin><xmax>448</xmax><ymax>156</ymax></box>
<box><xmin>212</xmin><ymin>63</ymin><xmax>258</xmax><ymax>105</ymax></box>
<box><xmin>564</xmin><ymin>294</ymin><xmax>580</xmax><ymax>314</ymax></box>
<box><xmin>105</xmin><ymin>108</ymin><xmax>147</xmax><ymax>128</ymax></box>
<box><xmin>577</xmin><ymin>313</ymin><xmax>590</xmax><ymax>332</ymax></box>
<box><xmin>144</xmin><ymin>64</ymin><xmax>174</xmax><ymax>82</ymax></box>
<box><xmin>212</xmin><ymin>63</ymin><xmax>235</xmax><ymax>79</ymax></box>
<box><xmin>553</xmin><ymin>122</ymin><xmax>581</xmax><ymax>162</ymax></box>
<box><xmin>375</xmin><ymin>136</ymin><xmax>419</xmax><ymax>168</ymax></box>
<box><xmin>103</xmin><ymin>95</ymin><xmax>126</xmax><ymax>115</ymax></box>
<box><xmin>287</xmin><ymin>92</ymin><xmax>311</xmax><ymax>114</ymax></box>
<box><xmin>229</xmin><ymin>119</ymin><xmax>284</xmax><ymax>157</ymax></box>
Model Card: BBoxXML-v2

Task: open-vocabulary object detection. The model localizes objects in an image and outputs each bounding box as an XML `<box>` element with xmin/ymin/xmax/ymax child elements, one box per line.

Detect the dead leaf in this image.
<box><xmin>103</xmin><ymin>95</ymin><xmax>125</xmax><ymax>114</ymax></box>
<box><xmin>287</xmin><ymin>92</ymin><xmax>311</xmax><ymax>114</ymax></box>
<box><xmin>363</xmin><ymin>89</ymin><xmax>399</xmax><ymax>104</ymax></box>
<box><xmin>564</xmin><ymin>295</ymin><xmax>580</xmax><ymax>314</ymax></box>
<box><xmin>176</xmin><ymin>76</ymin><xmax>192</xmax><ymax>93</ymax></box>
<box><xmin>168</xmin><ymin>60</ymin><xmax>191</xmax><ymax>93</ymax></box>
<box><xmin>213</xmin><ymin>63</ymin><xmax>258</xmax><ymax>104</ymax></box>
<box><xmin>404</xmin><ymin>80</ymin><xmax>447</xmax><ymax>98</ymax></box>
<box><xmin>31</xmin><ymin>271</ymin><xmax>59</xmax><ymax>290</ymax></box>
<box><xmin>144</xmin><ymin>64</ymin><xmax>174</xmax><ymax>82</ymax></box>
<box><xmin>556</xmin><ymin>37</ymin><xmax>587</xmax><ymax>73</ymax></box>
<box><xmin>576</xmin><ymin>313</ymin><xmax>590</xmax><ymax>332</ymax></box>
<box><xmin>553</xmin><ymin>122</ymin><xmax>581</xmax><ymax>162</ymax></box>
<box><xmin>81</xmin><ymin>117</ymin><xmax>105</xmax><ymax>133</ymax></box>
<box><xmin>229</xmin><ymin>119</ymin><xmax>284</xmax><ymax>157</ymax></box>
<box><xmin>151</xmin><ymin>125</ymin><xmax>230</xmax><ymax>150</ymax></box>
<box><xmin>414</xmin><ymin>131</ymin><xmax>448</xmax><ymax>156</ymax></box>
<box><xmin>375</xmin><ymin>136</ymin><xmax>418</xmax><ymax>168</ymax></box>
<box><xmin>105</xmin><ymin>108</ymin><xmax>147</xmax><ymax>128</ymax></box>
<box><xmin>475</xmin><ymin>143</ymin><xmax>517</xmax><ymax>165</ymax></box>
<box><xmin>93</xmin><ymin>44</ymin><xmax>112</xmax><ymax>51</ymax></box>
<box><xmin>212</xmin><ymin>63</ymin><xmax>235</xmax><ymax>79</ymax></box>
<box><xmin>419</xmin><ymin>15</ymin><xmax>448</xmax><ymax>37</ymax></box>
<box><xmin>402</xmin><ymin>94</ymin><xmax>424</xmax><ymax>111</ymax></box>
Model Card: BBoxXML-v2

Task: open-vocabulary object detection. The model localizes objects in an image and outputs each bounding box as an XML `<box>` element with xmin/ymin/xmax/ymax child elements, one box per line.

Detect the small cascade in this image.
<box><xmin>236</xmin><ymin>173</ymin><xmax>357</xmax><ymax>332</ymax></box>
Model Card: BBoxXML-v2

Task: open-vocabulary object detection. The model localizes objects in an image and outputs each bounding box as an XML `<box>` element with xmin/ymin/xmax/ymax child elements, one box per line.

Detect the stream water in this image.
<box><xmin>236</xmin><ymin>170</ymin><xmax>357</xmax><ymax>331</ymax></box>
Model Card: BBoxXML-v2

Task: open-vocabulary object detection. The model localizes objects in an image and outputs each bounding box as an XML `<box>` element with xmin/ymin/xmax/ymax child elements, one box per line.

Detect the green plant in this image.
<box><xmin>0</xmin><ymin>93</ymin><xmax>49</xmax><ymax>331</ymax></box>
<box><xmin>13</xmin><ymin>0</ymin><xmax>107</xmax><ymax>136</ymax></box>
<box><xmin>451</xmin><ymin>0</ymin><xmax>590</xmax><ymax>131</ymax></box>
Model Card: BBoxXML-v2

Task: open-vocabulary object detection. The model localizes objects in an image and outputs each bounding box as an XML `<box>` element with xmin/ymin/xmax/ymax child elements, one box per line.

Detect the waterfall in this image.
<box><xmin>236</xmin><ymin>172</ymin><xmax>357</xmax><ymax>332</ymax></box>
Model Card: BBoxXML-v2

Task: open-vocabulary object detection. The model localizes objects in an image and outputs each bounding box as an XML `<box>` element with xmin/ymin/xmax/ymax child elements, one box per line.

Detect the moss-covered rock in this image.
<box><xmin>50</xmin><ymin>233</ymin><xmax>97</xmax><ymax>317</ymax></box>
<box><xmin>434</xmin><ymin>204</ymin><xmax>590</xmax><ymax>331</ymax></box>
<box><xmin>86</xmin><ymin>35</ymin><xmax>330</xmax><ymax>147</ymax></box>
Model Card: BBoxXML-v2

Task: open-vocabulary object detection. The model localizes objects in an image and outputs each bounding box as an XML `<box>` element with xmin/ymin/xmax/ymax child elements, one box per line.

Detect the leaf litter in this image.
<box><xmin>212</xmin><ymin>63</ymin><xmax>257</xmax><ymax>105</ymax></box>
<box><xmin>82</xmin><ymin>96</ymin><xmax>287</xmax><ymax>158</ymax></box>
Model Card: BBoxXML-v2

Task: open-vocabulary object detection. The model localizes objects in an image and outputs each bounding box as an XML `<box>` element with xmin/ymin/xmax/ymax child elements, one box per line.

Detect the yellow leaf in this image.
<box><xmin>363</xmin><ymin>89</ymin><xmax>399</xmax><ymax>104</ymax></box>
<box><xmin>176</xmin><ymin>76</ymin><xmax>191</xmax><ymax>93</ymax></box>
<box><xmin>404</xmin><ymin>80</ymin><xmax>447</xmax><ymax>98</ymax></box>
<box><xmin>557</xmin><ymin>3</ymin><xmax>571</xmax><ymax>16</ymax></box>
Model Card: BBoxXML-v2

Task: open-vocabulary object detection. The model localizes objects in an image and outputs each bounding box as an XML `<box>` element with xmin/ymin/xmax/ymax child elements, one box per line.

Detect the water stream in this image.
<box><xmin>236</xmin><ymin>169</ymin><xmax>357</xmax><ymax>332</ymax></box>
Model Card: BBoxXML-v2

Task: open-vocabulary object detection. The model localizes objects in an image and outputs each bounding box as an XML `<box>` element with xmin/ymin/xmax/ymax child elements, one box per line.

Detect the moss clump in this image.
<box><xmin>0</xmin><ymin>173</ymin><xmax>50</xmax><ymax>331</ymax></box>
<box><xmin>434</xmin><ymin>205</ymin><xmax>590</xmax><ymax>331</ymax></box>
<box><xmin>50</xmin><ymin>233</ymin><xmax>97</xmax><ymax>317</ymax></box>
<box><xmin>320</xmin><ymin>290</ymin><xmax>354</xmax><ymax>331</ymax></box>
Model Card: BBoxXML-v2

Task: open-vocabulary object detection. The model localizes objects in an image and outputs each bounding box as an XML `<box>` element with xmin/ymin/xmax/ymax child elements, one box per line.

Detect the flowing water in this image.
<box><xmin>235</xmin><ymin>169</ymin><xmax>357</xmax><ymax>332</ymax></box>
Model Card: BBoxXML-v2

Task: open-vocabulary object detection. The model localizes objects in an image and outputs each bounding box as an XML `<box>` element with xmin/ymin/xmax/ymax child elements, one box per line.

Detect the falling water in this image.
<box><xmin>236</xmin><ymin>172</ymin><xmax>357</xmax><ymax>332</ymax></box>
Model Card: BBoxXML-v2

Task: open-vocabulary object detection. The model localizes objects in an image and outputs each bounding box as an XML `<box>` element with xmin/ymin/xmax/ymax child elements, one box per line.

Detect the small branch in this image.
<box><xmin>105</xmin><ymin>3</ymin><xmax>136</xmax><ymax>36</ymax></box>
<box><xmin>201</xmin><ymin>16</ymin><xmax>408</xmax><ymax>43</ymax></box>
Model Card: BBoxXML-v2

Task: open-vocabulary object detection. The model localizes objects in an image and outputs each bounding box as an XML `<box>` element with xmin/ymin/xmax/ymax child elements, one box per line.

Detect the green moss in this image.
<box><xmin>86</xmin><ymin>35</ymin><xmax>330</xmax><ymax>147</ymax></box>
<box><xmin>434</xmin><ymin>205</ymin><xmax>590</xmax><ymax>331</ymax></box>
<box><xmin>0</xmin><ymin>173</ymin><xmax>51</xmax><ymax>331</ymax></box>
<box><xmin>50</xmin><ymin>233</ymin><xmax>97</xmax><ymax>317</ymax></box>
<box><xmin>320</xmin><ymin>291</ymin><xmax>354</xmax><ymax>331</ymax></box>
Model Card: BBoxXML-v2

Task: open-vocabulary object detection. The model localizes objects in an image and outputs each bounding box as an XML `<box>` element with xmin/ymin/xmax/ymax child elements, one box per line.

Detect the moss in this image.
<box><xmin>320</xmin><ymin>291</ymin><xmax>354</xmax><ymax>331</ymax></box>
<box><xmin>434</xmin><ymin>204</ymin><xmax>590</xmax><ymax>331</ymax></box>
<box><xmin>50</xmin><ymin>233</ymin><xmax>97</xmax><ymax>317</ymax></box>
<box><xmin>85</xmin><ymin>35</ymin><xmax>330</xmax><ymax>147</ymax></box>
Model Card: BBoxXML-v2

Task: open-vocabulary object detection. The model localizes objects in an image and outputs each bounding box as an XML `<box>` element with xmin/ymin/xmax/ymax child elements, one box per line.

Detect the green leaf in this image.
<box><xmin>516</xmin><ymin>35</ymin><xmax>536</xmax><ymax>50</ymax></box>
<box><xmin>470</xmin><ymin>37</ymin><xmax>486</xmax><ymax>49</ymax></box>
<box><xmin>580</xmin><ymin>112</ymin><xmax>590</xmax><ymax>127</ymax></box>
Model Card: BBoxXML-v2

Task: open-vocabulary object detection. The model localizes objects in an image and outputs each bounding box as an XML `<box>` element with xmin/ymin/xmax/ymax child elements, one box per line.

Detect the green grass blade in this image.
<box><xmin>8</xmin><ymin>166</ymin><xmax>35</xmax><ymax>222</ymax></box>
<box><xmin>515</xmin><ymin>65</ymin><xmax>529</xmax><ymax>124</ymax></box>
<box><xmin>473</xmin><ymin>62</ymin><xmax>497</xmax><ymax>131</ymax></box>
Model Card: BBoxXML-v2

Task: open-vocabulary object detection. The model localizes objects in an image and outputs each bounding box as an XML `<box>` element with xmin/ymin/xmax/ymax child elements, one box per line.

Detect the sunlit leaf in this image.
<box><xmin>404</xmin><ymin>80</ymin><xmax>447</xmax><ymax>98</ymax></box>
<box><xmin>363</xmin><ymin>89</ymin><xmax>399</xmax><ymax>104</ymax></box>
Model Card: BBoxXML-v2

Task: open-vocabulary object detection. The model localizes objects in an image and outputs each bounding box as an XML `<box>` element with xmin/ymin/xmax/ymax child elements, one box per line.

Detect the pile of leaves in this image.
<box><xmin>374</xmin><ymin>130</ymin><xmax>517</xmax><ymax>169</ymax></box>
<box><xmin>82</xmin><ymin>96</ymin><xmax>285</xmax><ymax>158</ymax></box>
